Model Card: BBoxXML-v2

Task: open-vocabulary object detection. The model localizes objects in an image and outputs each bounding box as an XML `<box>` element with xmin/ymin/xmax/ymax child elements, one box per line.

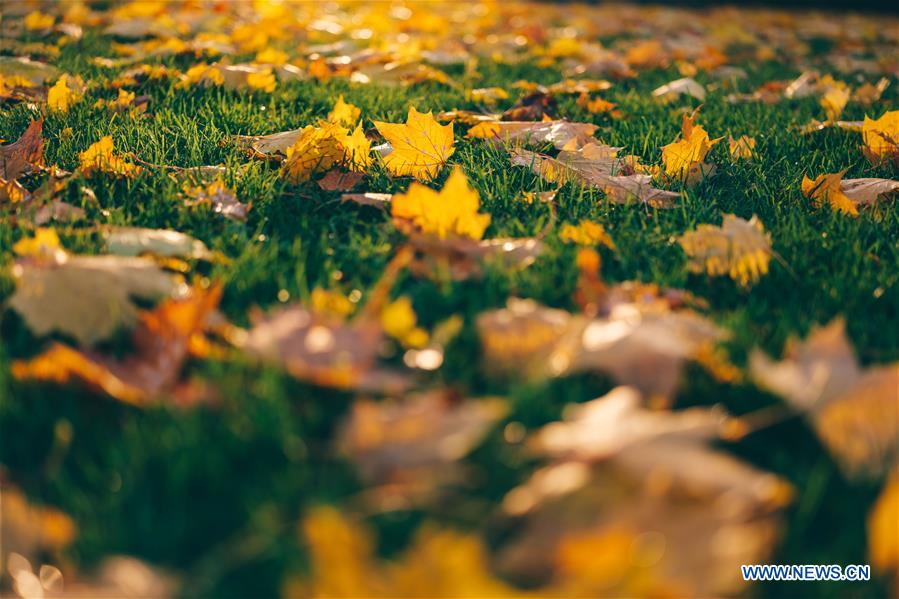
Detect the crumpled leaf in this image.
<box><xmin>0</xmin><ymin>118</ymin><xmax>44</xmax><ymax>181</ymax></box>
<box><xmin>391</xmin><ymin>166</ymin><xmax>490</xmax><ymax>240</ymax></box>
<box><xmin>661</xmin><ymin>111</ymin><xmax>720</xmax><ymax>182</ymax></box>
<box><xmin>338</xmin><ymin>391</ymin><xmax>507</xmax><ymax>507</ymax></box>
<box><xmin>280</xmin><ymin>122</ymin><xmax>370</xmax><ymax>183</ymax></box>
<box><xmin>467</xmin><ymin>120</ymin><xmax>598</xmax><ymax>150</ymax></box>
<box><xmin>510</xmin><ymin>147</ymin><xmax>681</xmax><ymax>208</ymax></box>
<box><xmin>861</xmin><ymin>110</ymin><xmax>899</xmax><ymax>166</ymax></box>
<box><xmin>478</xmin><ymin>296</ymin><xmax>726</xmax><ymax>398</ymax></box>
<box><xmin>181</xmin><ymin>179</ymin><xmax>249</xmax><ymax>221</ymax></box>
<box><xmin>7</xmin><ymin>253</ymin><xmax>178</xmax><ymax>345</ymax></box>
<box><xmin>79</xmin><ymin>136</ymin><xmax>142</xmax><ymax>177</ymax></box>
<box><xmin>373</xmin><ymin>107</ymin><xmax>455</xmax><ymax>181</ymax></box>
<box><xmin>241</xmin><ymin>305</ymin><xmax>404</xmax><ymax>392</ymax></box>
<box><xmin>12</xmin><ymin>285</ymin><xmax>223</xmax><ymax>406</ymax></box>
<box><xmin>677</xmin><ymin>214</ymin><xmax>772</xmax><ymax>287</ymax></box>
<box><xmin>104</xmin><ymin>227</ymin><xmax>212</xmax><ymax>260</ymax></box>
<box><xmin>652</xmin><ymin>77</ymin><xmax>706</xmax><ymax>101</ymax></box>
<box><xmin>498</xmin><ymin>386</ymin><xmax>792</xmax><ymax>596</ymax></box>
<box><xmin>750</xmin><ymin>318</ymin><xmax>899</xmax><ymax>478</ymax></box>
<box><xmin>801</xmin><ymin>171</ymin><xmax>858</xmax><ymax>216</ymax></box>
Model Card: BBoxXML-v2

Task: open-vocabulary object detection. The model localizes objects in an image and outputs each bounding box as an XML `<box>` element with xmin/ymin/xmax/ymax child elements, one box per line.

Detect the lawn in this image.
<box><xmin>1</xmin><ymin>2</ymin><xmax>897</xmax><ymax>598</ymax></box>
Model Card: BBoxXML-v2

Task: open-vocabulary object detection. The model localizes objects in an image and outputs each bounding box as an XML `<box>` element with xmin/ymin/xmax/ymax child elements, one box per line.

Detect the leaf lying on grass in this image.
<box><xmin>12</xmin><ymin>285</ymin><xmax>223</xmax><ymax>406</ymax></box>
<box><xmin>497</xmin><ymin>386</ymin><xmax>791</xmax><ymax>596</ymax></box>
<box><xmin>677</xmin><ymin>214</ymin><xmax>772</xmax><ymax>287</ymax></box>
<box><xmin>0</xmin><ymin>118</ymin><xmax>44</xmax><ymax>180</ymax></box>
<box><xmin>373</xmin><ymin>107</ymin><xmax>454</xmax><ymax>181</ymax></box>
<box><xmin>802</xmin><ymin>171</ymin><xmax>899</xmax><ymax>216</ymax></box>
<box><xmin>338</xmin><ymin>391</ymin><xmax>507</xmax><ymax>508</ymax></box>
<box><xmin>7</xmin><ymin>246</ymin><xmax>180</xmax><ymax>346</ymax></box>
<box><xmin>750</xmin><ymin>318</ymin><xmax>899</xmax><ymax>478</ymax></box>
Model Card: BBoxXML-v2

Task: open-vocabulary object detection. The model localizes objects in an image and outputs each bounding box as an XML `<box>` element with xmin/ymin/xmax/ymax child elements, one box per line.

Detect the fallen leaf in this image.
<box><xmin>8</xmin><ymin>253</ymin><xmax>179</xmax><ymax>345</ymax></box>
<box><xmin>862</xmin><ymin>110</ymin><xmax>899</xmax><ymax>166</ymax></box>
<box><xmin>338</xmin><ymin>391</ymin><xmax>507</xmax><ymax>507</ymax></box>
<box><xmin>728</xmin><ymin>135</ymin><xmax>757</xmax><ymax>160</ymax></box>
<box><xmin>677</xmin><ymin>214</ymin><xmax>772</xmax><ymax>287</ymax></box>
<box><xmin>652</xmin><ymin>77</ymin><xmax>706</xmax><ymax>101</ymax></box>
<box><xmin>12</xmin><ymin>285</ymin><xmax>223</xmax><ymax>406</ymax></box>
<box><xmin>327</xmin><ymin>94</ymin><xmax>361</xmax><ymax>126</ymax></box>
<box><xmin>391</xmin><ymin>166</ymin><xmax>490</xmax><ymax>240</ymax></box>
<box><xmin>341</xmin><ymin>192</ymin><xmax>392</xmax><ymax>208</ymax></box>
<box><xmin>661</xmin><ymin>111</ymin><xmax>720</xmax><ymax>181</ymax></box>
<box><xmin>181</xmin><ymin>179</ymin><xmax>249</xmax><ymax>221</ymax></box>
<box><xmin>559</xmin><ymin>220</ymin><xmax>616</xmax><ymax>249</ymax></box>
<box><xmin>79</xmin><ymin>136</ymin><xmax>142</xmax><ymax>177</ymax></box>
<box><xmin>869</xmin><ymin>472</ymin><xmax>899</xmax><ymax>585</ymax></box>
<box><xmin>318</xmin><ymin>169</ymin><xmax>364</xmax><ymax>191</ymax></box>
<box><xmin>801</xmin><ymin>171</ymin><xmax>859</xmax><ymax>216</ymax></box>
<box><xmin>750</xmin><ymin>318</ymin><xmax>899</xmax><ymax>477</ymax></box>
<box><xmin>373</xmin><ymin>107</ymin><xmax>455</xmax><ymax>180</ymax></box>
<box><xmin>0</xmin><ymin>119</ymin><xmax>44</xmax><ymax>181</ymax></box>
<box><xmin>498</xmin><ymin>386</ymin><xmax>791</xmax><ymax>596</ymax></box>
<box><xmin>467</xmin><ymin>120</ymin><xmax>598</xmax><ymax>150</ymax></box>
<box><xmin>104</xmin><ymin>227</ymin><xmax>212</xmax><ymax>260</ymax></box>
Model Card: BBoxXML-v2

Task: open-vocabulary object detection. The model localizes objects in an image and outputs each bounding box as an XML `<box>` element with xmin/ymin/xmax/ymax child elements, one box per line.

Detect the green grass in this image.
<box><xmin>1</xmin><ymin>27</ymin><xmax>897</xmax><ymax>599</ymax></box>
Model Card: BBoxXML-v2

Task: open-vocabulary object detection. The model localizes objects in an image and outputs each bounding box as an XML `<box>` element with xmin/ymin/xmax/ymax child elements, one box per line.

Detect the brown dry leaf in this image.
<box><xmin>502</xmin><ymin>91</ymin><xmax>557</xmax><ymax>121</ymax></box>
<box><xmin>467</xmin><ymin>120</ymin><xmax>598</xmax><ymax>150</ymax></box>
<box><xmin>750</xmin><ymin>319</ymin><xmax>899</xmax><ymax>477</ymax></box>
<box><xmin>318</xmin><ymin>169</ymin><xmax>364</xmax><ymax>191</ymax></box>
<box><xmin>341</xmin><ymin>192</ymin><xmax>392</xmax><ymax>208</ymax></box>
<box><xmin>677</xmin><ymin>214</ymin><xmax>772</xmax><ymax>287</ymax></box>
<box><xmin>241</xmin><ymin>305</ymin><xmax>406</xmax><ymax>392</ymax></box>
<box><xmin>7</xmin><ymin>252</ymin><xmax>180</xmax><ymax>346</ymax></box>
<box><xmin>338</xmin><ymin>391</ymin><xmax>507</xmax><ymax>508</ymax></box>
<box><xmin>497</xmin><ymin>386</ymin><xmax>792</xmax><ymax>596</ymax></box>
<box><xmin>478</xmin><ymin>296</ymin><xmax>725</xmax><ymax>398</ymax></box>
<box><xmin>181</xmin><ymin>179</ymin><xmax>249</xmax><ymax>221</ymax></box>
<box><xmin>509</xmin><ymin>147</ymin><xmax>681</xmax><ymax>208</ymax></box>
<box><xmin>0</xmin><ymin>118</ymin><xmax>44</xmax><ymax>180</ymax></box>
<box><xmin>406</xmin><ymin>234</ymin><xmax>545</xmax><ymax>281</ymax></box>
<box><xmin>12</xmin><ymin>285</ymin><xmax>224</xmax><ymax>406</ymax></box>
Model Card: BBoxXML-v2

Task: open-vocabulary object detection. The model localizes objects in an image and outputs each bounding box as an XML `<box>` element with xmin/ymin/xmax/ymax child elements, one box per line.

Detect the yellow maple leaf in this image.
<box><xmin>373</xmin><ymin>107</ymin><xmax>455</xmax><ymax>181</ymax></box>
<box><xmin>254</xmin><ymin>47</ymin><xmax>289</xmax><ymax>66</ymax></box>
<box><xmin>559</xmin><ymin>220</ymin><xmax>616</xmax><ymax>250</ymax></box>
<box><xmin>662</xmin><ymin>112</ymin><xmax>720</xmax><ymax>178</ymax></box>
<box><xmin>246</xmin><ymin>69</ymin><xmax>276</xmax><ymax>92</ymax></box>
<box><xmin>381</xmin><ymin>296</ymin><xmax>428</xmax><ymax>348</ymax></box>
<box><xmin>178</xmin><ymin>63</ymin><xmax>224</xmax><ymax>89</ymax></box>
<box><xmin>862</xmin><ymin>110</ymin><xmax>899</xmax><ymax>166</ymax></box>
<box><xmin>801</xmin><ymin>171</ymin><xmax>858</xmax><ymax>217</ymax></box>
<box><xmin>47</xmin><ymin>76</ymin><xmax>82</xmax><ymax>113</ymax></box>
<box><xmin>280</xmin><ymin>122</ymin><xmax>370</xmax><ymax>183</ymax></box>
<box><xmin>678</xmin><ymin>214</ymin><xmax>772</xmax><ymax>287</ymax></box>
<box><xmin>79</xmin><ymin>136</ymin><xmax>142</xmax><ymax>177</ymax></box>
<box><xmin>391</xmin><ymin>166</ymin><xmax>490</xmax><ymax>240</ymax></box>
<box><xmin>328</xmin><ymin>95</ymin><xmax>361</xmax><ymax>127</ymax></box>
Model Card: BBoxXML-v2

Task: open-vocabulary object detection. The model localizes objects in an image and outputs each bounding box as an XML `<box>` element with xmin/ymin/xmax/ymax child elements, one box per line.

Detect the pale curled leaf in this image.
<box><xmin>8</xmin><ymin>254</ymin><xmax>179</xmax><ymax>346</ymax></box>
<box><xmin>104</xmin><ymin>227</ymin><xmax>212</xmax><ymax>260</ymax></box>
